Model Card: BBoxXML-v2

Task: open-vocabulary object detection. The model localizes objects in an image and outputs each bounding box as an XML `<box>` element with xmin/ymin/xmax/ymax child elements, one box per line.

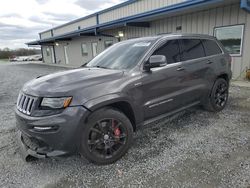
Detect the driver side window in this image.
<box><xmin>153</xmin><ymin>40</ymin><xmax>180</xmax><ymax>64</ymax></box>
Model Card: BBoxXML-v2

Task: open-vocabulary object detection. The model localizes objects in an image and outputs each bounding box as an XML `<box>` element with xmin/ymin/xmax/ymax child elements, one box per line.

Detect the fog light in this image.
<box><xmin>33</xmin><ymin>126</ymin><xmax>56</xmax><ymax>131</ymax></box>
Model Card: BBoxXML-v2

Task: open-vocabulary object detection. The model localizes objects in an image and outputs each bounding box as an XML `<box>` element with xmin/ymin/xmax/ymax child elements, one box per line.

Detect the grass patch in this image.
<box><xmin>0</xmin><ymin>59</ymin><xmax>9</xmax><ymax>64</ymax></box>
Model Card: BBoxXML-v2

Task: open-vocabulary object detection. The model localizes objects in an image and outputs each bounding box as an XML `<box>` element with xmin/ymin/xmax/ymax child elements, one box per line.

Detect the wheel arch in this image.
<box><xmin>83</xmin><ymin>94</ymin><xmax>137</xmax><ymax>131</ymax></box>
<box><xmin>217</xmin><ymin>73</ymin><xmax>230</xmax><ymax>83</ymax></box>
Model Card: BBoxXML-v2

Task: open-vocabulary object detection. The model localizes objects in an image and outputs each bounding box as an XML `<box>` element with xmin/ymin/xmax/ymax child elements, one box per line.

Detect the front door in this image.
<box><xmin>141</xmin><ymin>39</ymin><xmax>188</xmax><ymax>120</ymax></box>
<box><xmin>92</xmin><ymin>42</ymin><xmax>98</xmax><ymax>57</ymax></box>
<box><xmin>64</xmin><ymin>46</ymin><xmax>69</xmax><ymax>64</ymax></box>
<box><xmin>50</xmin><ymin>46</ymin><xmax>55</xmax><ymax>64</ymax></box>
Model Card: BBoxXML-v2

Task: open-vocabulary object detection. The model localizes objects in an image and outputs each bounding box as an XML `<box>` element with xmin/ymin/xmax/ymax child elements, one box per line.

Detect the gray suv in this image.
<box><xmin>15</xmin><ymin>34</ymin><xmax>232</xmax><ymax>164</ymax></box>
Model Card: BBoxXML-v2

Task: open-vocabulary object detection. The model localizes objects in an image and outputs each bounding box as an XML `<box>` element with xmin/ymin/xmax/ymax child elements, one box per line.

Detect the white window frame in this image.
<box><xmin>104</xmin><ymin>40</ymin><xmax>113</xmax><ymax>49</ymax></box>
<box><xmin>92</xmin><ymin>42</ymin><xmax>98</xmax><ymax>57</ymax></box>
<box><xmin>214</xmin><ymin>25</ymin><xmax>245</xmax><ymax>57</ymax></box>
<box><xmin>81</xmin><ymin>43</ymin><xmax>88</xmax><ymax>56</ymax></box>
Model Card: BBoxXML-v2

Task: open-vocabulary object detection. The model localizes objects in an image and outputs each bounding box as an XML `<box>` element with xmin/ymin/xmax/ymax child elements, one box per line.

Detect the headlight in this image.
<box><xmin>41</xmin><ymin>97</ymin><xmax>72</xmax><ymax>109</ymax></box>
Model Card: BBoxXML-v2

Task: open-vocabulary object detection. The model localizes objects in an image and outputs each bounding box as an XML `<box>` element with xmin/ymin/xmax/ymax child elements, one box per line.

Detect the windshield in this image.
<box><xmin>86</xmin><ymin>39</ymin><xmax>156</xmax><ymax>70</ymax></box>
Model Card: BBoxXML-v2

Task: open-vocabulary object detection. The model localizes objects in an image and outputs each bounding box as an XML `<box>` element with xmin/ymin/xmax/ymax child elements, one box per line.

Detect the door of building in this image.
<box><xmin>92</xmin><ymin>42</ymin><xmax>98</xmax><ymax>57</ymax></box>
<box><xmin>64</xmin><ymin>46</ymin><xmax>69</xmax><ymax>64</ymax></box>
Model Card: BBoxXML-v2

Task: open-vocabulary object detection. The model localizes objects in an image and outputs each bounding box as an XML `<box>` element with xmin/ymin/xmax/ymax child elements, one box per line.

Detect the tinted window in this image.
<box><xmin>202</xmin><ymin>39</ymin><xmax>222</xmax><ymax>56</ymax></box>
<box><xmin>179</xmin><ymin>39</ymin><xmax>205</xmax><ymax>61</ymax></box>
<box><xmin>153</xmin><ymin>40</ymin><xmax>180</xmax><ymax>64</ymax></box>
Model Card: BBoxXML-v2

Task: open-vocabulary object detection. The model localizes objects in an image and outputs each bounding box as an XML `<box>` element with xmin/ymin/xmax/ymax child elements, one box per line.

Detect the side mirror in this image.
<box><xmin>144</xmin><ymin>55</ymin><xmax>167</xmax><ymax>71</ymax></box>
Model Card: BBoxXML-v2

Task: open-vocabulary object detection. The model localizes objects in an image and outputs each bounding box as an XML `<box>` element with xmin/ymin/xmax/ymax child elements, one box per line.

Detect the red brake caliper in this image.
<box><xmin>112</xmin><ymin>119</ymin><xmax>121</xmax><ymax>137</ymax></box>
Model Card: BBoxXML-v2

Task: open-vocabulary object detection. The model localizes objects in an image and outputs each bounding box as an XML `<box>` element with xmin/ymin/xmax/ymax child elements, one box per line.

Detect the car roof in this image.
<box><xmin>159</xmin><ymin>33</ymin><xmax>217</xmax><ymax>40</ymax></box>
<box><xmin>121</xmin><ymin>33</ymin><xmax>217</xmax><ymax>45</ymax></box>
<box><xmin>128</xmin><ymin>33</ymin><xmax>216</xmax><ymax>41</ymax></box>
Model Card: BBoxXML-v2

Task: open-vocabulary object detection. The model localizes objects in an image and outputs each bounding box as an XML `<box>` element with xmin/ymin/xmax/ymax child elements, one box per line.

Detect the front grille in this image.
<box><xmin>17</xmin><ymin>93</ymin><xmax>36</xmax><ymax>115</ymax></box>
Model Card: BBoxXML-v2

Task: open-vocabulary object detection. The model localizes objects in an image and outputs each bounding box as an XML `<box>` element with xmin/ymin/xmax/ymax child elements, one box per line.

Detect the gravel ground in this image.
<box><xmin>0</xmin><ymin>62</ymin><xmax>249</xmax><ymax>188</ymax></box>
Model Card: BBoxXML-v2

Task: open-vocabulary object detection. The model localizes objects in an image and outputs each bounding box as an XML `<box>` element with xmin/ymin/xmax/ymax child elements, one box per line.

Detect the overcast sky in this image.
<box><xmin>0</xmin><ymin>0</ymin><xmax>126</xmax><ymax>49</ymax></box>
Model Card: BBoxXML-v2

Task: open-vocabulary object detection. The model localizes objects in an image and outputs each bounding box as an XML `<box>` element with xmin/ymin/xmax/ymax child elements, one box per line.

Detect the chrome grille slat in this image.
<box><xmin>21</xmin><ymin>96</ymin><xmax>26</xmax><ymax>109</ymax></box>
<box><xmin>26</xmin><ymin>98</ymin><xmax>34</xmax><ymax>115</ymax></box>
<box><xmin>22</xmin><ymin>97</ymin><xmax>28</xmax><ymax>113</ymax></box>
<box><xmin>17</xmin><ymin>93</ymin><xmax>22</xmax><ymax>106</ymax></box>
<box><xmin>17</xmin><ymin>93</ymin><xmax>36</xmax><ymax>116</ymax></box>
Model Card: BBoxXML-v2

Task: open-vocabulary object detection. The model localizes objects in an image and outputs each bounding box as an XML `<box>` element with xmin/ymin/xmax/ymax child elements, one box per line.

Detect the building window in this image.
<box><xmin>104</xmin><ymin>40</ymin><xmax>113</xmax><ymax>49</ymax></box>
<box><xmin>214</xmin><ymin>25</ymin><xmax>244</xmax><ymax>56</ymax></box>
<box><xmin>81</xmin><ymin>43</ymin><xmax>88</xmax><ymax>56</ymax></box>
<box><xmin>46</xmin><ymin>47</ymin><xmax>50</xmax><ymax>56</ymax></box>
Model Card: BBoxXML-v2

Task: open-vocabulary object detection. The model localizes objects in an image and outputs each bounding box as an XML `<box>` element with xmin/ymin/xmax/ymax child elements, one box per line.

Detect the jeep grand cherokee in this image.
<box><xmin>15</xmin><ymin>34</ymin><xmax>232</xmax><ymax>164</ymax></box>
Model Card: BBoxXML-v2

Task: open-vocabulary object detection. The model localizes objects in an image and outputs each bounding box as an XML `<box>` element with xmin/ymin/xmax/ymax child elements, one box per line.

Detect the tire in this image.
<box><xmin>80</xmin><ymin>107</ymin><xmax>133</xmax><ymax>165</ymax></box>
<box><xmin>203</xmin><ymin>78</ymin><xmax>229</xmax><ymax>112</ymax></box>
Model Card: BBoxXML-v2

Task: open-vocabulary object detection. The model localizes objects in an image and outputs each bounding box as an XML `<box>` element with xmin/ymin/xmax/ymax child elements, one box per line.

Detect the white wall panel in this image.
<box><xmin>53</xmin><ymin>16</ymin><xmax>96</xmax><ymax>36</ymax></box>
<box><xmin>99</xmin><ymin>0</ymin><xmax>185</xmax><ymax>24</ymax></box>
<box><xmin>40</xmin><ymin>31</ymin><xmax>52</xmax><ymax>39</ymax></box>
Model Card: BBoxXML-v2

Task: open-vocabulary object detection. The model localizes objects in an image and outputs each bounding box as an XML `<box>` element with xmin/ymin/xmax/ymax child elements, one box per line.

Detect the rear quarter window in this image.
<box><xmin>202</xmin><ymin>39</ymin><xmax>222</xmax><ymax>56</ymax></box>
<box><xmin>179</xmin><ymin>39</ymin><xmax>205</xmax><ymax>61</ymax></box>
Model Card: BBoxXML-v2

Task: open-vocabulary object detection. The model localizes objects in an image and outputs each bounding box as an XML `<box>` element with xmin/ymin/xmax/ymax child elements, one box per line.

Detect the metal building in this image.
<box><xmin>27</xmin><ymin>0</ymin><xmax>250</xmax><ymax>79</ymax></box>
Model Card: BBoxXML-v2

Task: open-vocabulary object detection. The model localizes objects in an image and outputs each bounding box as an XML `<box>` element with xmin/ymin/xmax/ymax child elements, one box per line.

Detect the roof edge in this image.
<box><xmin>39</xmin><ymin>0</ymin><xmax>137</xmax><ymax>34</ymax></box>
<box><xmin>31</xmin><ymin>0</ymin><xmax>226</xmax><ymax>45</ymax></box>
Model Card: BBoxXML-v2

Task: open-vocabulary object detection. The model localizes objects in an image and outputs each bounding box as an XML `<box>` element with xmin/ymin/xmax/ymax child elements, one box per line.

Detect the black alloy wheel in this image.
<box><xmin>203</xmin><ymin>78</ymin><xmax>229</xmax><ymax>112</ymax></box>
<box><xmin>88</xmin><ymin>118</ymin><xmax>127</xmax><ymax>159</ymax></box>
<box><xmin>214</xmin><ymin>81</ymin><xmax>228</xmax><ymax>108</ymax></box>
<box><xmin>80</xmin><ymin>108</ymin><xmax>133</xmax><ymax>165</ymax></box>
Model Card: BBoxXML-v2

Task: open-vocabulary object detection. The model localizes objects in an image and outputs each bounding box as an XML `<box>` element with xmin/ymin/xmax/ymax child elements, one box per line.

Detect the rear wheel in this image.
<box><xmin>203</xmin><ymin>78</ymin><xmax>229</xmax><ymax>112</ymax></box>
<box><xmin>80</xmin><ymin>108</ymin><xmax>133</xmax><ymax>165</ymax></box>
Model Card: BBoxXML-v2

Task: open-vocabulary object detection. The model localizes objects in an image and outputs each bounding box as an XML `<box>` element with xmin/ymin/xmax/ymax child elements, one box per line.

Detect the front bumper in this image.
<box><xmin>15</xmin><ymin>106</ymin><xmax>90</xmax><ymax>159</ymax></box>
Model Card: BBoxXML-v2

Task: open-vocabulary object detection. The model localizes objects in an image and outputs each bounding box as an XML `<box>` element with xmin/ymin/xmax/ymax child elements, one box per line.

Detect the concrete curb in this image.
<box><xmin>231</xmin><ymin>81</ymin><xmax>250</xmax><ymax>88</ymax></box>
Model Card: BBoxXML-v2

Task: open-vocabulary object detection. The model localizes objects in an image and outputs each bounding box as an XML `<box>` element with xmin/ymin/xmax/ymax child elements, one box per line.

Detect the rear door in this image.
<box><xmin>177</xmin><ymin>38</ymin><xmax>208</xmax><ymax>105</ymax></box>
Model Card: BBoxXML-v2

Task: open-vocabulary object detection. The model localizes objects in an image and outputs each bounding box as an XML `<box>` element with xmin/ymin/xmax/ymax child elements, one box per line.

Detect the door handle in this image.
<box><xmin>206</xmin><ymin>60</ymin><xmax>213</xmax><ymax>64</ymax></box>
<box><xmin>177</xmin><ymin>67</ymin><xmax>185</xmax><ymax>71</ymax></box>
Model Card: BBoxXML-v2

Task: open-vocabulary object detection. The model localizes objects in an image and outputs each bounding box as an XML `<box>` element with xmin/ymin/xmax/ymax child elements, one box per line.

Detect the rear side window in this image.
<box><xmin>179</xmin><ymin>39</ymin><xmax>205</xmax><ymax>61</ymax></box>
<box><xmin>202</xmin><ymin>39</ymin><xmax>222</xmax><ymax>56</ymax></box>
<box><xmin>153</xmin><ymin>40</ymin><xmax>180</xmax><ymax>64</ymax></box>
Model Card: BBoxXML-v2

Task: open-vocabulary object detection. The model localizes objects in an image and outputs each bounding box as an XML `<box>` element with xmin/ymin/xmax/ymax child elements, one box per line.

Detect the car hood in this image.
<box><xmin>22</xmin><ymin>67</ymin><xmax>124</xmax><ymax>97</ymax></box>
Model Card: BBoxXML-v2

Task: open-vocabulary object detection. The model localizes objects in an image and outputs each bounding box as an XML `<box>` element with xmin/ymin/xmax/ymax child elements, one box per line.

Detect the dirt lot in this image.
<box><xmin>0</xmin><ymin>62</ymin><xmax>249</xmax><ymax>188</ymax></box>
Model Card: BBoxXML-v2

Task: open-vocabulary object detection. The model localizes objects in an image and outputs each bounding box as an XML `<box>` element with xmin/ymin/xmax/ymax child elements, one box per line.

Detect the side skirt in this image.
<box><xmin>142</xmin><ymin>101</ymin><xmax>200</xmax><ymax>126</ymax></box>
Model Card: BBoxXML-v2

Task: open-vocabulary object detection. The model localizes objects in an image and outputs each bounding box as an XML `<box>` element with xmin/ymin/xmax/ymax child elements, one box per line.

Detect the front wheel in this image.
<box><xmin>80</xmin><ymin>108</ymin><xmax>133</xmax><ymax>165</ymax></box>
<box><xmin>203</xmin><ymin>78</ymin><xmax>229</xmax><ymax>112</ymax></box>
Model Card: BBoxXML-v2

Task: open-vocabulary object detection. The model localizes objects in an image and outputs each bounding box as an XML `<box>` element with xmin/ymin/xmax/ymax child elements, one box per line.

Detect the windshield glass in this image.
<box><xmin>86</xmin><ymin>39</ymin><xmax>156</xmax><ymax>70</ymax></box>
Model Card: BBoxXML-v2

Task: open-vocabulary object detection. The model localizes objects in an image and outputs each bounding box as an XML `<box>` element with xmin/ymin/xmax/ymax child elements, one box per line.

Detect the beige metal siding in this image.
<box><xmin>42</xmin><ymin>46</ymin><xmax>53</xmax><ymax>64</ymax></box>
<box><xmin>123</xmin><ymin>3</ymin><xmax>249</xmax><ymax>79</ymax></box>
<box><xmin>242</xmin><ymin>12</ymin><xmax>250</xmax><ymax>78</ymax></box>
<box><xmin>40</xmin><ymin>31</ymin><xmax>52</xmax><ymax>39</ymax></box>
<box><xmin>99</xmin><ymin>0</ymin><xmax>185</xmax><ymax>24</ymax></box>
<box><xmin>53</xmin><ymin>36</ymin><xmax>118</xmax><ymax>66</ymax></box>
<box><xmin>53</xmin><ymin>16</ymin><xmax>97</xmax><ymax>36</ymax></box>
<box><xmin>41</xmin><ymin>1</ymin><xmax>249</xmax><ymax>79</ymax></box>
